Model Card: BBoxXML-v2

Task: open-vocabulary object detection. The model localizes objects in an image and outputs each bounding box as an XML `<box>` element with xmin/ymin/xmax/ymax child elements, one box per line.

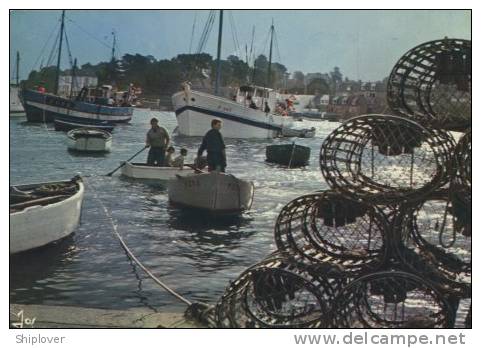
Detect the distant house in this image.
<box><xmin>327</xmin><ymin>93</ymin><xmax>368</xmax><ymax>119</ymax></box>
<box><xmin>58</xmin><ymin>74</ymin><xmax>98</xmax><ymax>97</ymax></box>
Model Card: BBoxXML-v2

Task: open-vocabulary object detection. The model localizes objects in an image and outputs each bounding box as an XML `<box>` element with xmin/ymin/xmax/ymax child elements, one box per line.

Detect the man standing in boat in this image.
<box><xmin>196</xmin><ymin>119</ymin><xmax>226</xmax><ymax>172</ymax></box>
<box><xmin>145</xmin><ymin>117</ymin><xmax>170</xmax><ymax>166</ymax></box>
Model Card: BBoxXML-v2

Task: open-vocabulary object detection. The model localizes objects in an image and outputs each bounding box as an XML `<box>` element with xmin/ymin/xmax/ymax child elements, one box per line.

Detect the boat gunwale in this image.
<box><xmin>10</xmin><ymin>180</ymin><xmax>84</xmax><ymax>215</ymax></box>
<box><xmin>67</xmin><ymin>128</ymin><xmax>112</xmax><ymax>141</ymax></box>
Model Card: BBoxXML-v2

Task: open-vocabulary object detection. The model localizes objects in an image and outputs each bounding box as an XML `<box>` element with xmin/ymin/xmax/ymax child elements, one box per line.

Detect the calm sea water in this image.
<box><xmin>10</xmin><ymin>110</ymin><xmax>341</xmax><ymax>312</ymax></box>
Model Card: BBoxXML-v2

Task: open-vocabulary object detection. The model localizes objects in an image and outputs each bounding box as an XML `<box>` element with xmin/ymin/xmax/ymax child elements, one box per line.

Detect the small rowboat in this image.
<box><xmin>10</xmin><ymin>177</ymin><xmax>84</xmax><ymax>254</ymax></box>
<box><xmin>54</xmin><ymin>115</ymin><xmax>115</xmax><ymax>132</ymax></box>
<box><xmin>266</xmin><ymin>143</ymin><xmax>311</xmax><ymax>167</ymax></box>
<box><xmin>168</xmin><ymin>172</ymin><xmax>254</xmax><ymax>215</ymax></box>
<box><xmin>120</xmin><ymin>161</ymin><xmax>198</xmax><ymax>181</ymax></box>
<box><xmin>67</xmin><ymin>128</ymin><xmax>112</xmax><ymax>153</ymax></box>
<box><xmin>281</xmin><ymin>126</ymin><xmax>316</xmax><ymax>138</ymax></box>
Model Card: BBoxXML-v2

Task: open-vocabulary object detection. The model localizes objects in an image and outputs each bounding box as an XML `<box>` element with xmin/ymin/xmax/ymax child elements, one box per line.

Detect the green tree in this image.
<box><xmin>307</xmin><ymin>78</ymin><xmax>330</xmax><ymax>95</ymax></box>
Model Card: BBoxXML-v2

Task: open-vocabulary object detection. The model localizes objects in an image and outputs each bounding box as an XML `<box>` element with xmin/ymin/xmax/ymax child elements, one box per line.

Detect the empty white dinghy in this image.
<box><xmin>67</xmin><ymin>128</ymin><xmax>112</xmax><ymax>152</ymax></box>
<box><xmin>168</xmin><ymin>172</ymin><xmax>254</xmax><ymax>215</ymax></box>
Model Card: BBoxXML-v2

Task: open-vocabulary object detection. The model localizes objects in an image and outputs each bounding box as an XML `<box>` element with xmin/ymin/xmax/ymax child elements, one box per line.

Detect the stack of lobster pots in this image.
<box><xmin>207</xmin><ymin>38</ymin><xmax>471</xmax><ymax>329</ymax></box>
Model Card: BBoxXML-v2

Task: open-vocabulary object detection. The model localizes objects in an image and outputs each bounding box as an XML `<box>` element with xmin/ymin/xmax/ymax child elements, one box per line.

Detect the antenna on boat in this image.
<box><xmin>267</xmin><ymin>19</ymin><xmax>274</xmax><ymax>88</ymax></box>
<box><xmin>214</xmin><ymin>10</ymin><xmax>224</xmax><ymax>96</ymax></box>
<box><xmin>54</xmin><ymin>10</ymin><xmax>66</xmax><ymax>95</ymax></box>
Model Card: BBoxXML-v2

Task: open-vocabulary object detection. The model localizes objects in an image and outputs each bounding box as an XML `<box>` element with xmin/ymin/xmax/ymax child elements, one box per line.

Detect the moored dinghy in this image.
<box><xmin>120</xmin><ymin>161</ymin><xmax>198</xmax><ymax>181</ymax></box>
<box><xmin>10</xmin><ymin>176</ymin><xmax>85</xmax><ymax>254</ymax></box>
<box><xmin>67</xmin><ymin>128</ymin><xmax>112</xmax><ymax>153</ymax></box>
<box><xmin>168</xmin><ymin>172</ymin><xmax>254</xmax><ymax>215</ymax></box>
<box><xmin>266</xmin><ymin>143</ymin><xmax>311</xmax><ymax>167</ymax></box>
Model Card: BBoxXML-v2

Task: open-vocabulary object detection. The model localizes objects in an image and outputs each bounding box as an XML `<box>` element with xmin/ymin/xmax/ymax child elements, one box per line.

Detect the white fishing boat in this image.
<box><xmin>67</xmin><ymin>128</ymin><xmax>112</xmax><ymax>152</ymax></box>
<box><xmin>10</xmin><ymin>177</ymin><xmax>84</xmax><ymax>254</ymax></box>
<box><xmin>172</xmin><ymin>85</ymin><xmax>303</xmax><ymax>139</ymax></box>
<box><xmin>10</xmin><ymin>52</ymin><xmax>25</xmax><ymax>115</ymax></box>
<box><xmin>120</xmin><ymin>161</ymin><xmax>197</xmax><ymax>181</ymax></box>
<box><xmin>172</xmin><ymin>13</ymin><xmax>314</xmax><ymax>139</ymax></box>
<box><xmin>168</xmin><ymin>172</ymin><xmax>254</xmax><ymax>215</ymax></box>
<box><xmin>10</xmin><ymin>85</ymin><xmax>24</xmax><ymax>115</ymax></box>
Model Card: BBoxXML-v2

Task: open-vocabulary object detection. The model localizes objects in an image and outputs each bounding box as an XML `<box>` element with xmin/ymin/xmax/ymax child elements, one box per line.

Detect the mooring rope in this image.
<box><xmin>87</xmin><ymin>181</ymin><xmax>192</xmax><ymax>306</ymax></box>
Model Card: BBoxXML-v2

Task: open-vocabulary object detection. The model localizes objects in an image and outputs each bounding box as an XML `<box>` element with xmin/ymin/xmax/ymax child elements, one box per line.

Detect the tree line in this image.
<box><xmin>23</xmin><ymin>52</ymin><xmax>356</xmax><ymax>97</ymax></box>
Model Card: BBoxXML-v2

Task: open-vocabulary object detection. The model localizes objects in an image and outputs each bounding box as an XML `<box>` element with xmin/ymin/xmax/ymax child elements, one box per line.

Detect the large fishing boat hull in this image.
<box><xmin>172</xmin><ymin>90</ymin><xmax>294</xmax><ymax>139</ymax></box>
<box><xmin>168</xmin><ymin>172</ymin><xmax>254</xmax><ymax>215</ymax></box>
<box><xmin>21</xmin><ymin>89</ymin><xmax>133</xmax><ymax>123</ymax></box>
<box><xmin>120</xmin><ymin>161</ymin><xmax>197</xmax><ymax>181</ymax></box>
<box><xmin>10</xmin><ymin>178</ymin><xmax>85</xmax><ymax>254</ymax></box>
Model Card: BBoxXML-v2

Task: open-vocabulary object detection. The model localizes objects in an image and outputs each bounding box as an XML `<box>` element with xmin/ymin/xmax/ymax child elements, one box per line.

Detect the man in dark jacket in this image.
<box><xmin>145</xmin><ymin>117</ymin><xmax>170</xmax><ymax>166</ymax></box>
<box><xmin>197</xmin><ymin>119</ymin><xmax>226</xmax><ymax>172</ymax></box>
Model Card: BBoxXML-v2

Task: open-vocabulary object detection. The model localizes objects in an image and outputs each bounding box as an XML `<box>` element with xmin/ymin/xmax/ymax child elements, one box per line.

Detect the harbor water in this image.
<box><xmin>10</xmin><ymin>109</ymin><xmax>340</xmax><ymax>312</ymax></box>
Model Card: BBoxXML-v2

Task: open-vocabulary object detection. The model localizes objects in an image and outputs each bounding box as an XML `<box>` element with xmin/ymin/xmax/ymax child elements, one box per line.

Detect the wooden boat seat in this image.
<box><xmin>71</xmin><ymin>132</ymin><xmax>110</xmax><ymax>139</ymax></box>
<box><xmin>10</xmin><ymin>194</ymin><xmax>71</xmax><ymax>212</ymax></box>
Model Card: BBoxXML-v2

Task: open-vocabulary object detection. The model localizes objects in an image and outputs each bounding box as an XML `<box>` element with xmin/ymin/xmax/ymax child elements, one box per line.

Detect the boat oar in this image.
<box><xmin>106</xmin><ymin>147</ymin><xmax>148</xmax><ymax>176</ymax></box>
<box><xmin>185</xmin><ymin>164</ymin><xmax>206</xmax><ymax>174</ymax></box>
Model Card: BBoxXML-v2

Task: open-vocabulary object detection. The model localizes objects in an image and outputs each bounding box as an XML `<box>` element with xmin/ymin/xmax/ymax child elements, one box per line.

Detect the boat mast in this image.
<box><xmin>111</xmin><ymin>31</ymin><xmax>116</xmax><ymax>61</ymax></box>
<box><xmin>214</xmin><ymin>10</ymin><xmax>224</xmax><ymax>96</ymax></box>
<box><xmin>54</xmin><ymin>10</ymin><xmax>66</xmax><ymax>95</ymax></box>
<box><xmin>16</xmin><ymin>51</ymin><xmax>20</xmax><ymax>86</ymax></box>
<box><xmin>267</xmin><ymin>20</ymin><xmax>274</xmax><ymax>88</ymax></box>
<box><xmin>70</xmin><ymin>58</ymin><xmax>77</xmax><ymax>99</ymax></box>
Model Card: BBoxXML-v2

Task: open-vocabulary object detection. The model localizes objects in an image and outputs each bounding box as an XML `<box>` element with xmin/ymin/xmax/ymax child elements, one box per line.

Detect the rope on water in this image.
<box><xmin>85</xmin><ymin>178</ymin><xmax>192</xmax><ymax>306</ymax></box>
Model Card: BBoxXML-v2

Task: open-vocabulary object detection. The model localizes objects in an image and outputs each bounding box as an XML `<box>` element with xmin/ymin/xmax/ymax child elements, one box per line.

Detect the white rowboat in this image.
<box><xmin>168</xmin><ymin>172</ymin><xmax>254</xmax><ymax>215</ymax></box>
<box><xmin>10</xmin><ymin>177</ymin><xmax>84</xmax><ymax>254</ymax></box>
<box><xmin>120</xmin><ymin>161</ymin><xmax>198</xmax><ymax>181</ymax></box>
<box><xmin>67</xmin><ymin>128</ymin><xmax>112</xmax><ymax>152</ymax></box>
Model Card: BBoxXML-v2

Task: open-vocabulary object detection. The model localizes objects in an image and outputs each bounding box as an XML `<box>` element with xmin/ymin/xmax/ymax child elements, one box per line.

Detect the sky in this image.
<box><xmin>10</xmin><ymin>9</ymin><xmax>471</xmax><ymax>82</ymax></box>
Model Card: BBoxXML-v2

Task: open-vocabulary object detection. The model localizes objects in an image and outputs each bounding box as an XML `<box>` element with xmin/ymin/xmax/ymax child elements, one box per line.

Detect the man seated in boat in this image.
<box><xmin>145</xmin><ymin>117</ymin><xmax>170</xmax><ymax>166</ymax></box>
<box><xmin>172</xmin><ymin>148</ymin><xmax>188</xmax><ymax>169</ymax></box>
<box><xmin>164</xmin><ymin>146</ymin><xmax>175</xmax><ymax>166</ymax></box>
<box><xmin>196</xmin><ymin>119</ymin><xmax>226</xmax><ymax>173</ymax></box>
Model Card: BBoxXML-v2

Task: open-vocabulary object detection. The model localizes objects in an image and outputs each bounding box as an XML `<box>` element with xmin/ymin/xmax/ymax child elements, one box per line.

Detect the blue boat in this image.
<box><xmin>21</xmin><ymin>11</ymin><xmax>134</xmax><ymax>124</ymax></box>
<box><xmin>22</xmin><ymin>88</ymin><xmax>133</xmax><ymax>123</ymax></box>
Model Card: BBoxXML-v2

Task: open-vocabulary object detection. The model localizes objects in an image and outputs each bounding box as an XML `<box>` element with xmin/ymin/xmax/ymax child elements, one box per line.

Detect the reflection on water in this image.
<box><xmin>10</xmin><ymin>110</ymin><xmax>340</xmax><ymax>311</ymax></box>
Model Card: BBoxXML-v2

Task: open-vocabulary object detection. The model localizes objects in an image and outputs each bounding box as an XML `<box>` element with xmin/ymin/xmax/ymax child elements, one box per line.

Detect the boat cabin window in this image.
<box><xmin>235</xmin><ymin>85</ymin><xmax>276</xmax><ymax>111</ymax></box>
